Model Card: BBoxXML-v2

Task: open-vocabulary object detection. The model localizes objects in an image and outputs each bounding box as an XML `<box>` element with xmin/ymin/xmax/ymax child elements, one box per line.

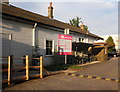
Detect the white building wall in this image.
<box><xmin>2</xmin><ymin>19</ymin><xmax>33</xmax><ymax>64</ymax></box>
<box><xmin>1</xmin><ymin>18</ymin><xmax>97</xmax><ymax>66</ymax></box>
<box><xmin>36</xmin><ymin>26</ymin><xmax>96</xmax><ymax>65</ymax></box>
<box><xmin>70</xmin><ymin>33</ymin><xmax>96</xmax><ymax>44</ymax></box>
<box><xmin>88</xmin><ymin>37</ymin><xmax>96</xmax><ymax>43</ymax></box>
<box><xmin>37</xmin><ymin>27</ymin><xmax>70</xmax><ymax>65</ymax></box>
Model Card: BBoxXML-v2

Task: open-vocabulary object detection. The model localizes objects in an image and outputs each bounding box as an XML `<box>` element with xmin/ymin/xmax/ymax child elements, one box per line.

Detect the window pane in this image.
<box><xmin>46</xmin><ymin>40</ymin><xmax>53</xmax><ymax>55</ymax></box>
<box><xmin>49</xmin><ymin>41</ymin><xmax>52</xmax><ymax>47</ymax></box>
<box><xmin>46</xmin><ymin>40</ymin><xmax>49</xmax><ymax>47</ymax></box>
<box><xmin>46</xmin><ymin>48</ymin><xmax>52</xmax><ymax>55</ymax></box>
<box><xmin>46</xmin><ymin>48</ymin><xmax>49</xmax><ymax>55</ymax></box>
<box><xmin>49</xmin><ymin>48</ymin><xmax>52</xmax><ymax>55</ymax></box>
<box><xmin>46</xmin><ymin>48</ymin><xmax>50</xmax><ymax>55</ymax></box>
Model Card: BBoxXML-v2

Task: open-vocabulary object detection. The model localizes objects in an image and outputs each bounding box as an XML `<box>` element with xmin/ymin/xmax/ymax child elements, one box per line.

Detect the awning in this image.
<box><xmin>72</xmin><ymin>42</ymin><xmax>94</xmax><ymax>53</ymax></box>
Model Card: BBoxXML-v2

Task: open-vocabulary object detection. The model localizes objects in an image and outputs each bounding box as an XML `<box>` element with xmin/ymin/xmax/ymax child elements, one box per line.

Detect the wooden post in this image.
<box><xmin>26</xmin><ymin>55</ymin><xmax>29</xmax><ymax>80</ymax></box>
<box><xmin>8</xmin><ymin>55</ymin><xmax>13</xmax><ymax>85</ymax></box>
<box><xmin>40</xmin><ymin>56</ymin><xmax>43</xmax><ymax>78</ymax></box>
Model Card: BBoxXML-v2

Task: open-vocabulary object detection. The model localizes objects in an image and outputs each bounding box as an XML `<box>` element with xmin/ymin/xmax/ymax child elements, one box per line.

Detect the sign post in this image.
<box><xmin>58</xmin><ymin>34</ymin><xmax>72</xmax><ymax>64</ymax></box>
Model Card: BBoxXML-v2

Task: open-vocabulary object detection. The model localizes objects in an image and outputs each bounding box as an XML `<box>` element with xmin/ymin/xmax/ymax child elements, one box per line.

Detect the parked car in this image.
<box><xmin>108</xmin><ymin>52</ymin><xmax>118</xmax><ymax>57</ymax></box>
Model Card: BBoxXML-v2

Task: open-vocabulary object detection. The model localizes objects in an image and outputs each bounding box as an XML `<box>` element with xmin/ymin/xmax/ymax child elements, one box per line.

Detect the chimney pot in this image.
<box><xmin>50</xmin><ymin>2</ymin><xmax>52</xmax><ymax>6</ymax></box>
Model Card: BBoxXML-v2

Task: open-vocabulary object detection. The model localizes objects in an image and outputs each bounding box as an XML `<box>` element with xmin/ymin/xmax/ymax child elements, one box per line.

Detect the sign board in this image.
<box><xmin>58</xmin><ymin>34</ymin><xmax>72</xmax><ymax>55</ymax></box>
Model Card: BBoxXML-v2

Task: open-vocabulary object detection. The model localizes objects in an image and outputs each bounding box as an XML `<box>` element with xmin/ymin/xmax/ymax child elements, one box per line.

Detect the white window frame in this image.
<box><xmin>45</xmin><ymin>39</ymin><xmax>54</xmax><ymax>56</ymax></box>
<box><xmin>9</xmin><ymin>34</ymin><xmax>12</xmax><ymax>40</ymax></box>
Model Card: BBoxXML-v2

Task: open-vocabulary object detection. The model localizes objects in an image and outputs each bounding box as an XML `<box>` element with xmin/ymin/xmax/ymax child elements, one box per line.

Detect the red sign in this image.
<box><xmin>58</xmin><ymin>34</ymin><xmax>72</xmax><ymax>55</ymax></box>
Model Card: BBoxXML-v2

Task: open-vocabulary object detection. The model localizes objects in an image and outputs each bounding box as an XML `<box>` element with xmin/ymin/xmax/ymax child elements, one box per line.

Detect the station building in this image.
<box><xmin>1</xmin><ymin>2</ymin><xmax>104</xmax><ymax>65</ymax></box>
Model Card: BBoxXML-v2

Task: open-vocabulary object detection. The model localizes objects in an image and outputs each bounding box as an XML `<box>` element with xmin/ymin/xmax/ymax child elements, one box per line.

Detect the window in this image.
<box><xmin>46</xmin><ymin>40</ymin><xmax>54</xmax><ymax>55</ymax></box>
<box><xmin>81</xmin><ymin>38</ymin><xmax>84</xmax><ymax>42</ymax></box>
<box><xmin>79</xmin><ymin>38</ymin><xmax>81</xmax><ymax>42</ymax></box>
<box><xmin>79</xmin><ymin>38</ymin><xmax>84</xmax><ymax>42</ymax></box>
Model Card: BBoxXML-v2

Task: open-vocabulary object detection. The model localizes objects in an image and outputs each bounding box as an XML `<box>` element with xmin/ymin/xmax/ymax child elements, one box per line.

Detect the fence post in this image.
<box><xmin>26</xmin><ymin>55</ymin><xmax>29</xmax><ymax>80</ymax></box>
<box><xmin>8</xmin><ymin>55</ymin><xmax>13</xmax><ymax>85</ymax></box>
<box><xmin>40</xmin><ymin>56</ymin><xmax>43</xmax><ymax>78</ymax></box>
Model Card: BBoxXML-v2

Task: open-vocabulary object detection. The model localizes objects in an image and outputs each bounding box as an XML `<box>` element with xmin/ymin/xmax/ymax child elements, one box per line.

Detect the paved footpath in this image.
<box><xmin>3</xmin><ymin>57</ymin><xmax>119</xmax><ymax>90</ymax></box>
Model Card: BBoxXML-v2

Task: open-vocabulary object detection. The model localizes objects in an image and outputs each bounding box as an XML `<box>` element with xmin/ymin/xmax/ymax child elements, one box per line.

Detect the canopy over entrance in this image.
<box><xmin>72</xmin><ymin>42</ymin><xmax>94</xmax><ymax>53</ymax></box>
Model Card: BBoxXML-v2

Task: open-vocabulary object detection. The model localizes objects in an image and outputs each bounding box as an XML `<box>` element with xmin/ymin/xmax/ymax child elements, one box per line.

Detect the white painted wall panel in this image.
<box><xmin>2</xmin><ymin>19</ymin><xmax>33</xmax><ymax>64</ymax></box>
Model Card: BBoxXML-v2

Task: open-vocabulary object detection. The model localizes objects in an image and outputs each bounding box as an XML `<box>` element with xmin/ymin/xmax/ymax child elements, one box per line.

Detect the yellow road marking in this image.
<box><xmin>79</xmin><ymin>75</ymin><xmax>84</xmax><ymax>77</ymax></box>
<box><xmin>96</xmin><ymin>77</ymin><xmax>101</xmax><ymax>79</ymax></box>
<box><xmin>65</xmin><ymin>73</ymin><xmax>69</xmax><ymax>75</ymax></box>
<box><xmin>115</xmin><ymin>80</ymin><xmax>119</xmax><ymax>82</ymax></box>
<box><xmin>71</xmin><ymin>74</ymin><xmax>76</xmax><ymax>76</ymax></box>
<box><xmin>66</xmin><ymin>73</ymin><xmax>119</xmax><ymax>82</ymax></box>
<box><xmin>87</xmin><ymin>76</ymin><xmax>92</xmax><ymax>79</ymax></box>
<box><xmin>106</xmin><ymin>78</ymin><xmax>111</xmax><ymax>81</ymax></box>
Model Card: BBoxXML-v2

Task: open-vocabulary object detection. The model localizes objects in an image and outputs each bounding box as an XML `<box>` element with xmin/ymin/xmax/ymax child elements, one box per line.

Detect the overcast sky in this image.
<box><xmin>9</xmin><ymin>0</ymin><xmax>118</xmax><ymax>36</ymax></box>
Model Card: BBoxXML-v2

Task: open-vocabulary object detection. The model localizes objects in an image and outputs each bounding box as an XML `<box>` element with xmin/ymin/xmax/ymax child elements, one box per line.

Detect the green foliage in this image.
<box><xmin>44</xmin><ymin>64</ymin><xmax>82</xmax><ymax>71</ymax></box>
<box><xmin>32</xmin><ymin>45</ymin><xmax>40</xmax><ymax>57</ymax></box>
<box><xmin>31</xmin><ymin>45</ymin><xmax>41</xmax><ymax>66</ymax></box>
<box><xmin>83</xmin><ymin>25</ymin><xmax>88</xmax><ymax>31</ymax></box>
<box><xmin>67</xmin><ymin>65</ymin><xmax>81</xmax><ymax>69</ymax></box>
<box><xmin>69</xmin><ymin>17</ymin><xmax>89</xmax><ymax>31</ymax></box>
<box><xmin>69</xmin><ymin>17</ymin><xmax>82</xmax><ymax>27</ymax></box>
<box><xmin>106</xmin><ymin>36</ymin><xmax>115</xmax><ymax>53</ymax></box>
<box><xmin>108</xmin><ymin>48</ymin><xmax>113</xmax><ymax>53</ymax></box>
<box><xmin>44</xmin><ymin>64</ymin><xmax>67</xmax><ymax>71</ymax></box>
<box><xmin>106</xmin><ymin>36</ymin><xmax>115</xmax><ymax>47</ymax></box>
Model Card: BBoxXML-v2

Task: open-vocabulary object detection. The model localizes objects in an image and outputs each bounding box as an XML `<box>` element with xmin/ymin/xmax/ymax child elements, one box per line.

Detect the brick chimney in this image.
<box><xmin>48</xmin><ymin>2</ymin><xmax>53</xmax><ymax>19</ymax></box>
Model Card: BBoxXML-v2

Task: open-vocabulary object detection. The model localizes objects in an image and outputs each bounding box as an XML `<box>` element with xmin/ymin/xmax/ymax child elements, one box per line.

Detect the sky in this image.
<box><xmin>9</xmin><ymin>0</ymin><xmax>119</xmax><ymax>36</ymax></box>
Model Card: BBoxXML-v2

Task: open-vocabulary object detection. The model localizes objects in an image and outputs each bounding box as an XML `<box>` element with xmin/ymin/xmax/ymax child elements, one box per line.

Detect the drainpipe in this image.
<box><xmin>32</xmin><ymin>23</ymin><xmax>37</xmax><ymax>48</ymax></box>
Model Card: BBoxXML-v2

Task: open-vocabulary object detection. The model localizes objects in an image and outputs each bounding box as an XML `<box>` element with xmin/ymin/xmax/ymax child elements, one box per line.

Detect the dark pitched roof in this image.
<box><xmin>1</xmin><ymin>3</ymin><xmax>103</xmax><ymax>40</ymax></box>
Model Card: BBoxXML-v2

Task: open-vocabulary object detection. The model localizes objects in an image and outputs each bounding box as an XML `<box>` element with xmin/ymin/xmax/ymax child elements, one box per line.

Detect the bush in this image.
<box><xmin>67</xmin><ymin>65</ymin><xmax>81</xmax><ymax>69</ymax></box>
<box><xmin>31</xmin><ymin>46</ymin><xmax>41</xmax><ymax>66</ymax></box>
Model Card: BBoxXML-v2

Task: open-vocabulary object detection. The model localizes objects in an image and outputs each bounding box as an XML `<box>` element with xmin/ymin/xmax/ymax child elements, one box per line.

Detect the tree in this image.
<box><xmin>69</xmin><ymin>17</ymin><xmax>89</xmax><ymax>31</ymax></box>
<box><xmin>106</xmin><ymin>36</ymin><xmax>115</xmax><ymax>47</ymax></box>
<box><xmin>106</xmin><ymin>36</ymin><xmax>115</xmax><ymax>53</ymax></box>
<box><xmin>69</xmin><ymin>17</ymin><xmax>82</xmax><ymax>27</ymax></box>
<box><xmin>83</xmin><ymin>25</ymin><xmax>88</xmax><ymax>31</ymax></box>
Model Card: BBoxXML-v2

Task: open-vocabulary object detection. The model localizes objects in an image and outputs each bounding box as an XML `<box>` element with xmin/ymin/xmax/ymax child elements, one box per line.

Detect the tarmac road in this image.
<box><xmin>75</xmin><ymin>57</ymin><xmax>118</xmax><ymax>79</ymax></box>
<box><xmin>3</xmin><ymin>57</ymin><xmax>119</xmax><ymax>90</ymax></box>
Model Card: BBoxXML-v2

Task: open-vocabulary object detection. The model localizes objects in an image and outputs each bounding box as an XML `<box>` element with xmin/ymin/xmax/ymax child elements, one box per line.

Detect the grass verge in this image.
<box><xmin>44</xmin><ymin>64</ymin><xmax>82</xmax><ymax>71</ymax></box>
